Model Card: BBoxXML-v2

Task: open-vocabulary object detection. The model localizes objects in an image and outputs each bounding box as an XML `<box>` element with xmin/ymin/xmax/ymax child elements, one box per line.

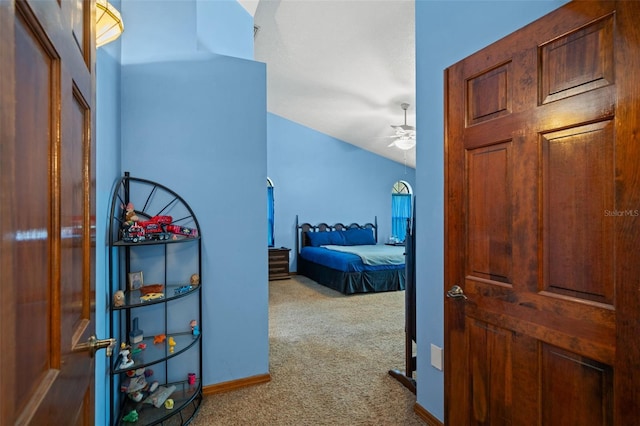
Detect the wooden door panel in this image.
<box><xmin>467</xmin><ymin>143</ymin><xmax>513</xmax><ymax>284</ymax></box>
<box><xmin>541</xmin><ymin>344</ymin><xmax>613</xmax><ymax>426</ymax></box>
<box><xmin>465</xmin><ymin>320</ymin><xmax>614</xmax><ymax>426</ymax></box>
<box><xmin>466</xmin><ymin>62</ymin><xmax>512</xmax><ymax>125</ymax></box>
<box><xmin>62</xmin><ymin>87</ymin><xmax>92</xmax><ymax>352</ymax></box>
<box><xmin>14</xmin><ymin>10</ymin><xmax>56</xmax><ymax>419</ymax></box>
<box><xmin>2</xmin><ymin>0</ymin><xmax>96</xmax><ymax>423</ymax></box>
<box><xmin>445</xmin><ymin>2</ymin><xmax>639</xmax><ymax>424</ymax></box>
<box><xmin>542</xmin><ymin>121</ymin><xmax>615</xmax><ymax>304</ymax></box>
<box><xmin>467</xmin><ymin>320</ymin><xmax>512</xmax><ymax>426</ymax></box>
<box><xmin>539</xmin><ymin>14</ymin><xmax>614</xmax><ymax>104</ymax></box>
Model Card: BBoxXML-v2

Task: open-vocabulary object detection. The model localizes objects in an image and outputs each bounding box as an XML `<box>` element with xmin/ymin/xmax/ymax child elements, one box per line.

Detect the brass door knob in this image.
<box><xmin>75</xmin><ymin>335</ymin><xmax>117</xmax><ymax>358</ymax></box>
<box><xmin>446</xmin><ymin>285</ymin><xmax>468</xmax><ymax>300</ymax></box>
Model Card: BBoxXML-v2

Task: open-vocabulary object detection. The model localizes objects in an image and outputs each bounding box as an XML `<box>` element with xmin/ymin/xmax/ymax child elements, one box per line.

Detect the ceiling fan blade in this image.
<box><xmin>391</xmin><ymin>124</ymin><xmax>415</xmax><ymax>132</ymax></box>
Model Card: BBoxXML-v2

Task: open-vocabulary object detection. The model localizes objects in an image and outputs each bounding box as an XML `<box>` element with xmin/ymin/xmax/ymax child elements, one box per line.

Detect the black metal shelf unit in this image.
<box><xmin>108</xmin><ymin>172</ymin><xmax>203</xmax><ymax>425</ymax></box>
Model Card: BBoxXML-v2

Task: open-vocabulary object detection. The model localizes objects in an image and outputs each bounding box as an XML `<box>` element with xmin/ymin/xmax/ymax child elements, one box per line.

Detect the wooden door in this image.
<box><xmin>0</xmin><ymin>0</ymin><xmax>97</xmax><ymax>424</ymax></box>
<box><xmin>444</xmin><ymin>1</ymin><xmax>640</xmax><ymax>425</ymax></box>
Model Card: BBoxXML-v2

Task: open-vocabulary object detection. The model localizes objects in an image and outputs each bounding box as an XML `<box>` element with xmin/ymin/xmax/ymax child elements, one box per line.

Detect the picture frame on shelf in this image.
<box><xmin>128</xmin><ymin>271</ymin><xmax>143</xmax><ymax>291</ymax></box>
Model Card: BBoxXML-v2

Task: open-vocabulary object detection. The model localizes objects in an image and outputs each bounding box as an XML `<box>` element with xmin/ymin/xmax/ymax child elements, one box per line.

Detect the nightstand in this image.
<box><xmin>269</xmin><ymin>247</ymin><xmax>291</xmax><ymax>280</ymax></box>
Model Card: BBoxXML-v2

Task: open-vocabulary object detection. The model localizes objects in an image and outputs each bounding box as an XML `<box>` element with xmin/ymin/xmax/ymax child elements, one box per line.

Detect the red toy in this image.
<box><xmin>138</xmin><ymin>220</ymin><xmax>170</xmax><ymax>241</ymax></box>
<box><xmin>121</xmin><ymin>223</ymin><xmax>145</xmax><ymax>243</ymax></box>
<box><xmin>166</xmin><ymin>224</ymin><xmax>198</xmax><ymax>238</ymax></box>
<box><xmin>120</xmin><ymin>213</ymin><xmax>175</xmax><ymax>243</ymax></box>
<box><xmin>151</xmin><ymin>215</ymin><xmax>172</xmax><ymax>225</ymax></box>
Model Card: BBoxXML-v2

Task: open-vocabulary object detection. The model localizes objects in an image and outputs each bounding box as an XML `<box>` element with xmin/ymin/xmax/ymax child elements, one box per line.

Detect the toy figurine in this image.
<box><xmin>168</xmin><ymin>336</ymin><xmax>176</xmax><ymax>353</ymax></box>
<box><xmin>118</xmin><ymin>343</ymin><xmax>134</xmax><ymax>369</ymax></box>
<box><xmin>121</xmin><ymin>367</ymin><xmax>154</xmax><ymax>403</ymax></box>
<box><xmin>122</xmin><ymin>410</ymin><xmax>138</xmax><ymax>423</ymax></box>
<box><xmin>188</xmin><ymin>372</ymin><xmax>196</xmax><ymax>388</ymax></box>
<box><xmin>190</xmin><ymin>274</ymin><xmax>200</xmax><ymax>286</ymax></box>
<box><xmin>153</xmin><ymin>334</ymin><xmax>166</xmax><ymax>344</ymax></box>
<box><xmin>190</xmin><ymin>319</ymin><xmax>200</xmax><ymax>337</ymax></box>
<box><xmin>123</xmin><ymin>202</ymin><xmax>139</xmax><ymax>224</ymax></box>
<box><xmin>113</xmin><ymin>290</ymin><xmax>125</xmax><ymax>308</ymax></box>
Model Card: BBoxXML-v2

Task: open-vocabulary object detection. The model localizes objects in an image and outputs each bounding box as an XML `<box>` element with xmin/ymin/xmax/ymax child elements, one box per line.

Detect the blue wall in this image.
<box><xmin>95</xmin><ymin>2</ymin><xmax>266</xmax><ymax>425</ymax></box>
<box><xmin>196</xmin><ymin>0</ymin><xmax>255</xmax><ymax>60</ymax></box>
<box><xmin>95</xmin><ymin>22</ymin><xmax>123</xmax><ymax>425</ymax></box>
<box><xmin>120</xmin><ymin>0</ymin><xmax>253</xmax><ymax>65</ymax></box>
<box><xmin>267</xmin><ymin>113</ymin><xmax>416</xmax><ymax>270</ymax></box>
<box><xmin>414</xmin><ymin>0</ymin><xmax>570</xmax><ymax>421</ymax></box>
<box><xmin>120</xmin><ymin>54</ymin><xmax>268</xmax><ymax>384</ymax></box>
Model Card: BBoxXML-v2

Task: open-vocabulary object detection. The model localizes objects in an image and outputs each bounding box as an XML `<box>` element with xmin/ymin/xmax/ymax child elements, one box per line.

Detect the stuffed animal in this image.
<box><xmin>123</xmin><ymin>202</ymin><xmax>139</xmax><ymax>224</ymax></box>
<box><xmin>190</xmin><ymin>273</ymin><xmax>200</xmax><ymax>286</ymax></box>
<box><xmin>113</xmin><ymin>290</ymin><xmax>125</xmax><ymax>307</ymax></box>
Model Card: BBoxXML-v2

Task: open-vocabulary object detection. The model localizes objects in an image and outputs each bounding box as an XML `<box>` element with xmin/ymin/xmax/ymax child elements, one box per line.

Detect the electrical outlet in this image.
<box><xmin>430</xmin><ymin>343</ymin><xmax>443</xmax><ymax>370</ymax></box>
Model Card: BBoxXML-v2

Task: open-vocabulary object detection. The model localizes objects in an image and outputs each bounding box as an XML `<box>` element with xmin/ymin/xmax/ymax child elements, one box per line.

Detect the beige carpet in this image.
<box><xmin>192</xmin><ymin>275</ymin><xmax>423</xmax><ymax>425</ymax></box>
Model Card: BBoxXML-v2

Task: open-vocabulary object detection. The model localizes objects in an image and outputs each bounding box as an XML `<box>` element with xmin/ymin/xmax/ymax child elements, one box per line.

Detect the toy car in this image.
<box><xmin>140</xmin><ymin>292</ymin><xmax>164</xmax><ymax>302</ymax></box>
<box><xmin>151</xmin><ymin>215</ymin><xmax>173</xmax><ymax>225</ymax></box>
<box><xmin>174</xmin><ymin>285</ymin><xmax>193</xmax><ymax>295</ymax></box>
<box><xmin>121</xmin><ymin>223</ymin><xmax>145</xmax><ymax>243</ymax></box>
<box><xmin>139</xmin><ymin>220</ymin><xmax>170</xmax><ymax>241</ymax></box>
<box><xmin>166</xmin><ymin>225</ymin><xmax>198</xmax><ymax>238</ymax></box>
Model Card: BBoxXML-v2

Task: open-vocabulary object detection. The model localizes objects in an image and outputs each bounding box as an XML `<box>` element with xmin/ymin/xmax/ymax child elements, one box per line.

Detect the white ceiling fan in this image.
<box><xmin>388</xmin><ymin>103</ymin><xmax>416</xmax><ymax>150</ymax></box>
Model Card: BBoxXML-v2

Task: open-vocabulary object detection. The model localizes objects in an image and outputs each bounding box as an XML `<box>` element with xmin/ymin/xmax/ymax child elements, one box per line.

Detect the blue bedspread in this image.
<box><xmin>322</xmin><ymin>244</ymin><xmax>405</xmax><ymax>265</ymax></box>
<box><xmin>300</xmin><ymin>245</ymin><xmax>405</xmax><ymax>272</ymax></box>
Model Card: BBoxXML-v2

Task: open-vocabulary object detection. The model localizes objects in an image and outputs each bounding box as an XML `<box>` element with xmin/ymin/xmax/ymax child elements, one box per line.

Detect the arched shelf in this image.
<box><xmin>108</xmin><ymin>172</ymin><xmax>202</xmax><ymax>426</ymax></box>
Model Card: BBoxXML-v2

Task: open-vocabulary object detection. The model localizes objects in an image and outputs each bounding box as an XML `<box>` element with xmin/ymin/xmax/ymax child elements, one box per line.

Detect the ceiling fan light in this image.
<box><xmin>389</xmin><ymin>102</ymin><xmax>416</xmax><ymax>150</ymax></box>
<box><xmin>394</xmin><ymin>137</ymin><xmax>416</xmax><ymax>150</ymax></box>
<box><xmin>96</xmin><ymin>0</ymin><xmax>124</xmax><ymax>48</ymax></box>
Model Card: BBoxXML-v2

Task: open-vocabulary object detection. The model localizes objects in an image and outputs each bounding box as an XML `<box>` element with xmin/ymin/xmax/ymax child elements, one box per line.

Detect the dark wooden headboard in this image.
<box><xmin>295</xmin><ymin>215</ymin><xmax>378</xmax><ymax>254</ymax></box>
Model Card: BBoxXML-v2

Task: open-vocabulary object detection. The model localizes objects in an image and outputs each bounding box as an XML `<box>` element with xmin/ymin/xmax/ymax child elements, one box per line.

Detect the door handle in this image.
<box><xmin>75</xmin><ymin>335</ymin><xmax>117</xmax><ymax>358</ymax></box>
<box><xmin>447</xmin><ymin>285</ymin><xmax>468</xmax><ymax>300</ymax></box>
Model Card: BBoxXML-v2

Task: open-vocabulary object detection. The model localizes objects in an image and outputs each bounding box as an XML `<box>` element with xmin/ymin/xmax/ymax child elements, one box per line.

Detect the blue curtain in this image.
<box><xmin>267</xmin><ymin>186</ymin><xmax>274</xmax><ymax>247</ymax></box>
<box><xmin>391</xmin><ymin>194</ymin><xmax>412</xmax><ymax>242</ymax></box>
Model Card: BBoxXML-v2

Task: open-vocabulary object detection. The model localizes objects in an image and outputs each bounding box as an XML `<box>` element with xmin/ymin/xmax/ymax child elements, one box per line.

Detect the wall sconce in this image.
<box><xmin>96</xmin><ymin>0</ymin><xmax>124</xmax><ymax>47</ymax></box>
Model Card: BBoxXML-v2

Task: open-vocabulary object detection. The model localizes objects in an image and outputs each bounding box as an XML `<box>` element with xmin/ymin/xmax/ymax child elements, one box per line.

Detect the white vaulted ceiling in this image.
<box><xmin>250</xmin><ymin>0</ymin><xmax>416</xmax><ymax>167</ymax></box>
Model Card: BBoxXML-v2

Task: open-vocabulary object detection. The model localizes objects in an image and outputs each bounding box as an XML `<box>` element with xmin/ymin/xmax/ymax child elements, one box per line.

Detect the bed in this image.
<box><xmin>295</xmin><ymin>216</ymin><xmax>406</xmax><ymax>295</ymax></box>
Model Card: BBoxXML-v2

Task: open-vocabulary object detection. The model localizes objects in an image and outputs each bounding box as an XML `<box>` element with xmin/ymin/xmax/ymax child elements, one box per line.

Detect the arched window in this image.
<box><xmin>267</xmin><ymin>178</ymin><xmax>275</xmax><ymax>247</ymax></box>
<box><xmin>391</xmin><ymin>180</ymin><xmax>412</xmax><ymax>243</ymax></box>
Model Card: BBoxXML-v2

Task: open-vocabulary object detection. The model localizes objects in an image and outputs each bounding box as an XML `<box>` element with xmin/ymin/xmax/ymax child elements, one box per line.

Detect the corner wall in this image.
<box><xmin>120</xmin><ymin>55</ymin><xmax>268</xmax><ymax>385</ymax></box>
<box><xmin>96</xmin><ymin>32</ymin><xmax>123</xmax><ymax>426</ymax></box>
<box><xmin>115</xmin><ymin>0</ymin><xmax>267</xmax><ymax>390</ymax></box>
